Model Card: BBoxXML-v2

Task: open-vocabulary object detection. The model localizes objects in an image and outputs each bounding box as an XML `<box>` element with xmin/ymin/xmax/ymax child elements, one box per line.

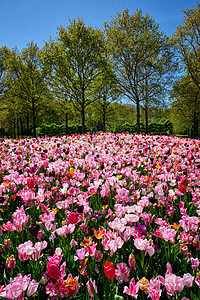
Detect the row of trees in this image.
<box><xmin>0</xmin><ymin>4</ymin><xmax>200</xmax><ymax>137</ymax></box>
<box><xmin>170</xmin><ymin>2</ymin><xmax>200</xmax><ymax>138</ymax></box>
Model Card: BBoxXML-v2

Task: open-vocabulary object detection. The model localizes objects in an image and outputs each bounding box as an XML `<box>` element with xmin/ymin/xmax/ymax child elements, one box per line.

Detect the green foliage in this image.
<box><xmin>114</xmin><ymin>119</ymin><xmax>173</xmax><ymax>134</ymax></box>
<box><xmin>40</xmin><ymin>18</ymin><xmax>106</xmax><ymax>133</ymax></box>
<box><xmin>37</xmin><ymin>123</ymin><xmax>88</xmax><ymax>136</ymax></box>
<box><xmin>0</xmin><ymin>126</ymin><xmax>5</xmax><ymax>137</ymax></box>
<box><xmin>173</xmin><ymin>2</ymin><xmax>200</xmax><ymax>89</ymax></box>
<box><xmin>0</xmin><ymin>46</ymin><xmax>10</xmax><ymax>97</ymax></box>
<box><xmin>2</xmin><ymin>4</ymin><xmax>199</xmax><ymax>137</ymax></box>
<box><xmin>169</xmin><ymin>74</ymin><xmax>200</xmax><ymax>137</ymax></box>
<box><xmin>104</xmin><ymin>8</ymin><xmax>176</xmax><ymax>133</ymax></box>
<box><xmin>0</xmin><ymin>42</ymin><xmax>53</xmax><ymax>138</ymax></box>
<box><xmin>148</xmin><ymin>119</ymin><xmax>173</xmax><ymax>134</ymax></box>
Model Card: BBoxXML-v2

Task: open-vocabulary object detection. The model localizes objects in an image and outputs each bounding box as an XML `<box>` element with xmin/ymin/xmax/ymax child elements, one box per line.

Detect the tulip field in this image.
<box><xmin>0</xmin><ymin>132</ymin><xmax>200</xmax><ymax>299</ymax></box>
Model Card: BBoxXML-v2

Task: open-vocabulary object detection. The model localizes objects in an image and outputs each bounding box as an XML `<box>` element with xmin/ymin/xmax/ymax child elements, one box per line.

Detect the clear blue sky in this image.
<box><xmin>0</xmin><ymin>0</ymin><xmax>197</xmax><ymax>50</ymax></box>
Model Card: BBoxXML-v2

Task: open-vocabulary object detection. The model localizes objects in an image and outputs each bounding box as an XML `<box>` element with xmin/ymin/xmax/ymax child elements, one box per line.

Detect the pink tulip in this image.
<box><xmin>115</xmin><ymin>263</ymin><xmax>130</xmax><ymax>284</ymax></box>
<box><xmin>183</xmin><ymin>273</ymin><xmax>194</xmax><ymax>287</ymax></box>
<box><xmin>86</xmin><ymin>279</ymin><xmax>97</xmax><ymax>298</ymax></box>
<box><xmin>123</xmin><ymin>278</ymin><xmax>140</xmax><ymax>298</ymax></box>
<box><xmin>27</xmin><ymin>279</ymin><xmax>39</xmax><ymax>296</ymax></box>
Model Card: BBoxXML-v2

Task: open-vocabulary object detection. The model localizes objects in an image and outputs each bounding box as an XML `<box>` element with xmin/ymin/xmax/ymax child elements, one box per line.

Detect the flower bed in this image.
<box><xmin>0</xmin><ymin>133</ymin><xmax>199</xmax><ymax>299</ymax></box>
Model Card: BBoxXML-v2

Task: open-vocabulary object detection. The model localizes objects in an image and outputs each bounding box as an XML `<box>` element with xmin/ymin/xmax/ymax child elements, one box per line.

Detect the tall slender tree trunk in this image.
<box><xmin>20</xmin><ymin>117</ymin><xmax>24</xmax><ymax>138</ymax></box>
<box><xmin>81</xmin><ymin>89</ymin><xmax>85</xmax><ymax>134</ymax></box>
<box><xmin>102</xmin><ymin>95</ymin><xmax>106</xmax><ymax>132</ymax></box>
<box><xmin>17</xmin><ymin>119</ymin><xmax>19</xmax><ymax>138</ymax></box>
<box><xmin>13</xmin><ymin>119</ymin><xmax>16</xmax><ymax>139</ymax></box>
<box><xmin>194</xmin><ymin>111</ymin><xmax>197</xmax><ymax>139</ymax></box>
<box><xmin>81</xmin><ymin>107</ymin><xmax>85</xmax><ymax>134</ymax></box>
<box><xmin>144</xmin><ymin>76</ymin><xmax>148</xmax><ymax>134</ymax></box>
<box><xmin>27</xmin><ymin>114</ymin><xmax>30</xmax><ymax>136</ymax></box>
<box><xmin>145</xmin><ymin>99</ymin><xmax>148</xmax><ymax>134</ymax></box>
<box><xmin>194</xmin><ymin>96</ymin><xmax>198</xmax><ymax>139</ymax></box>
<box><xmin>10</xmin><ymin>121</ymin><xmax>12</xmax><ymax>138</ymax></box>
<box><xmin>136</xmin><ymin>98</ymin><xmax>140</xmax><ymax>134</ymax></box>
<box><xmin>8</xmin><ymin>123</ymin><xmax>11</xmax><ymax>138</ymax></box>
<box><xmin>103</xmin><ymin>112</ymin><xmax>106</xmax><ymax>132</ymax></box>
<box><xmin>65</xmin><ymin>112</ymin><xmax>68</xmax><ymax>135</ymax></box>
<box><xmin>32</xmin><ymin>98</ymin><xmax>36</xmax><ymax>138</ymax></box>
<box><xmin>191</xmin><ymin>126</ymin><xmax>194</xmax><ymax>138</ymax></box>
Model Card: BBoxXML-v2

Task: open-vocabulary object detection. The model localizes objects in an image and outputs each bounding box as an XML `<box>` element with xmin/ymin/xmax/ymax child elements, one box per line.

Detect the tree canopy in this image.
<box><xmin>41</xmin><ymin>18</ymin><xmax>106</xmax><ymax>133</ymax></box>
<box><xmin>0</xmin><ymin>3</ymin><xmax>199</xmax><ymax>137</ymax></box>
<box><xmin>104</xmin><ymin>9</ymin><xmax>176</xmax><ymax>133</ymax></box>
<box><xmin>173</xmin><ymin>3</ymin><xmax>200</xmax><ymax>89</ymax></box>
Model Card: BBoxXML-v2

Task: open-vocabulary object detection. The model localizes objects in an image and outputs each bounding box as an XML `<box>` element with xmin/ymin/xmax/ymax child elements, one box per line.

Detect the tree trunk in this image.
<box><xmin>102</xmin><ymin>95</ymin><xmax>106</xmax><ymax>132</ymax></box>
<box><xmin>136</xmin><ymin>98</ymin><xmax>140</xmax><ymax>134</ymax></box>
<box><xmin>27</xmin><ymin>114</ymin><xmax>30</xmax><ymax>136</ymax></box>
<box><xmin>65</xmin><ymin>112</ymin><xmax>68</xmax><ymax>135</ymax></box>
<box><xmin>144</xmin><ymin>76</ymin><xmax>148</xmax><ymax>135</ymax></box>
<box><xmin>103</xmin><ymin>111</ymin><xmax>106</xmax><ymax>132</ymax></box>
<box><xmin>17</xmin><ymin>119</ymin><xmax>20</xmax><ymax>138</ymax></box>
<box><xmin>194</xmin><ymin>96</ymin><xmax>198</xmax><ymax>139</ymax></box>
<box><xmin>32</xmin><ymin>98</ymin><xmax>36</xmax><ymax>138</ymax></box>
<box><xmin>81</xmin><ymin>88</ymin><xmax>85</xmax><ymax>134</ymax></box>
<box><xmin>193</xmin><ymin>111</ymin><xmax>197</xmax><ymax>139</ymax></box>
<box><xmin>81</xmin><ymin>107</ymin><xmax>85</xmax><ymax>134</ymax></box>
<box><xmin>8</xmin><ymin>124</ymin><xmax>11</xmax><ymax>138</ymax></box>
<box><xmin>145</xmin><ymin>99</ymin><xmax>148</xmax><ymax>134</ymax></box>
<box><xmin>20</xmin><ymin>117</ymin><xmax>24</xmax><ymax>138</ymax></box>
<box><xmin>191</xmin><ymin>126</ymin><xmax>194</xmax><ymax>138</ymax></box>
<box><xmin>13</xmin><ymin>119</ymin><xmax>16</xmax><ymax>139</ymax></box>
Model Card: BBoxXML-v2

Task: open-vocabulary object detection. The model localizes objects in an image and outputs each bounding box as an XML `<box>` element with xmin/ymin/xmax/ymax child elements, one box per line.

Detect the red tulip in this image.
<box><xmin>68</xmin><ymin>212</ymin><xmax>78</xmax><ymax>224</ymax></box>
<box><xmin>27</xmin><ymin>178</ymin><xmax>34</xmax><ymax>189</ymax></box>
<box><xmin>66</xmin><ymin>172</ymin><xmax>72</xmax><ymax>179</ymax></box>
<box><xmin>178</xmin><ymin>185</ymin><xmax>186</xmax><ymax>194</ymax></box>
<box><xmin>181</xmin><ymin>177</ymin><xmax>188</xmax><ymax>185</ymax></box>
<box><xmin>47</xmin><ymin>261</ymin><xmax>60</xmax><ymax>279</ymax></box>
<box><xmin>104</xmin><ymin>262</ymin><xmax>115</xmax><ymax>280</ymax></box>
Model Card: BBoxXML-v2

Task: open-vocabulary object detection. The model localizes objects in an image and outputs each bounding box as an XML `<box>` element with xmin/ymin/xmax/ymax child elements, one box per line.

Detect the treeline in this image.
<box><xmin>36</xmin><ymin>119</ymin><xmax>173</xmax><ymax>136</ymax></box>
<box><xmin>0</xmin><ymin>4</ymin><xmax>200</xmax><ymax>138</ymax></box>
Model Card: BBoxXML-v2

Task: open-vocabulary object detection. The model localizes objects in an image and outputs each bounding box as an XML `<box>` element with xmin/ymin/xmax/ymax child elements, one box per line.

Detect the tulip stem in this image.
<box><xmin>111</xmin><ymin>279</ymin><xmax>114</xmax><ymax>297</ymax></box>
<box><xmin>57</xmin><ymin>282</ymin><xmax>62</xmax><ymax>300</ymax></box>
<box><xmin>141</xmin><ymin>251</ymin><xmax>145</xmax><ymax>269</ymax></box>
<box><xmin>142</xmin><ymin>291</ymin><xmax>145</xmax><ymax>300</ymax></box>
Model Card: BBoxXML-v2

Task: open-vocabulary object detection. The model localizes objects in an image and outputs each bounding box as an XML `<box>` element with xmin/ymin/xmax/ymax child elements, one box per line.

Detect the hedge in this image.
<box><xmin>36</xmin><ymin>120</ymin><xmax>173</xmax><ymax>136</ymax></box>
<box><xmin>114</xmin><ymin>120</ymin><xmax>173</xmax><ymax>135</ymax></box>
<box><xmin>36</xmin><ymin>124</ymin><xmax>88</xmax><ymax>136</ymax></box>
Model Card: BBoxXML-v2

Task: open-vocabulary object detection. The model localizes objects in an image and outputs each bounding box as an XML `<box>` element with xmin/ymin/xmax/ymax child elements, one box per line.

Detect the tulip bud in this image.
<box><xmin>4</xmin><ymin>239</ymin><xmax>11</xmax><ymax>248</ymax></box>
<box><xmin>128</xmin><ymin>253</ymin><xmax>136</xmax><ymax>270</ymax></box>
<box><xmin>5</xmin><ymin>255</ymin><xmax>16</xmax><ymax>268</ymax></box>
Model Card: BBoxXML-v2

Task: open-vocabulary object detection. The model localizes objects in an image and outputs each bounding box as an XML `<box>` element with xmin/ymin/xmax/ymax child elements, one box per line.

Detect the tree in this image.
<box><xmin>0</xmin><ymin>46</ymin><xmax>10</xmax><ymax>97</ymax></box>
<box><xmin>104</xmin><ymin>8</ymin><xmax>176</xmax><ymax>133</ymax></box>
<box><xmin>140</xmin><ymin>44</ymin><xmax>177</xmax><ymax>134</ymax></box>
<box><xmin>39</xmin><ymin>41</ymin><xmax>73</xmax><ymax>134</ymax></box>
<box><xmin>173</xmin><ymin>2</ymin><xmax>200</xmax><ymax>89</ymax></box>
<box><xmin>91</xmin><ymin>68</ymin><xmax>122</xmax><ymax>131</ymax></box>
<box><xmin>41</xmin><ymin>18</ymin><xmax>106</xmax><ymax>134</ymax></box>
<box><xmin>0</xmin><ymin>47</ymin><xmax>24</xmax><ymax>137</ymax></box>
<box><xmin>170</xmin><ymin>75</ymin><xmax>200</xmax><ymax>138</ymax></box>
<box><xmin>108</xmin><ymin>102</ymin><xmax>136</xmax><ymax>131</ymax></box>
<box><xmin>4</xmin><ymin>42</ymin><xmax>50</xmax><ymax>137</ymax></box>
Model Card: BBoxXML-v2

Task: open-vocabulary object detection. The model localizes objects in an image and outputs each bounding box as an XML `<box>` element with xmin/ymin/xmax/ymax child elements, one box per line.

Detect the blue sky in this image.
<box><xmin>0</xmin><ymin>0</ymin><xmax>197</xmax><ymax>50</ymax></box>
